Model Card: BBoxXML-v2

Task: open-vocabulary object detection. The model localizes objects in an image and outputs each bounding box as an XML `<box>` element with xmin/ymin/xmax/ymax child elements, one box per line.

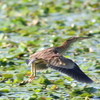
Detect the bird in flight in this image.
<box><xmin>19</xmin><ymin>37</ymin><xmax>93</xmax><ymax>85</ymax></box>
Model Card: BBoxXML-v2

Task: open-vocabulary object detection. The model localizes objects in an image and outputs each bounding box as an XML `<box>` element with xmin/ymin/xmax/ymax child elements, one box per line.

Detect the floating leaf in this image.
<box><xmin>2</xmin><ymin>73</ymin><xmax>13</xmax><ymax>79</ymax></box>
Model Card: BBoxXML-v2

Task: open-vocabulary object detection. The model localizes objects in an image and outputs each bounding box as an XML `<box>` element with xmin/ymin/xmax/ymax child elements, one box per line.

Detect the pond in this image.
<box><xmin>0</xmin><ymin>0</ymin><xmax>100</xmax><ymax>100</ymax></box>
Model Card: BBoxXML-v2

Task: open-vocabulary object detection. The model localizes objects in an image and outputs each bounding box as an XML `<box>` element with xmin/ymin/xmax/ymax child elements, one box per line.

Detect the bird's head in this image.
<box><xmin>66</xmin><ymin>37</ymin><xmax>90</xmax><ymax>44</ymax></box>
<box><xmin>57</xmin><ymin>36</ymin><xmax>90</xmax><ymax>50</ymax></box>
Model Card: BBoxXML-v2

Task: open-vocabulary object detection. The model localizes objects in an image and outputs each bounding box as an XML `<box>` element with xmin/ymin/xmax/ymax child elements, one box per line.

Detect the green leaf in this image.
<box><xmin>2</xmin><ymin>73</ymin><xmax>13</xmax><ymax>79</ymax></box>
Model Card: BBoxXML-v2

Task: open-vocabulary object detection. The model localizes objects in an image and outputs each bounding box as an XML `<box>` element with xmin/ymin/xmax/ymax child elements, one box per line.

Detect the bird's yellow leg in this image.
<box><xmin>31</xmin><ymin>63</ymin><xmax>36</xmax><ymax>76</ymax></box>
<box><xmin>19</xmin><ymin>63</ymin><xmax>36</xmax><ymax>85</ymax></box>
<box><xmin>34</xmin><ymin>63</ymin><xmax>36</xmax><ymax>77</ymax></box>
<box><xmin>27</xmin><ymin>63</ymin><xmax>36</xmax><ymax>83</ymax></box>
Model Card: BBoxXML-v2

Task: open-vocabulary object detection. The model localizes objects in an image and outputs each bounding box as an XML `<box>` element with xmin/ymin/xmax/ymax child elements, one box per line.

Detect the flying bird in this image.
<box><xmin>19</xmin><ymin>37</ymin><xmax>93</xmax><ymax>85</ymax></box>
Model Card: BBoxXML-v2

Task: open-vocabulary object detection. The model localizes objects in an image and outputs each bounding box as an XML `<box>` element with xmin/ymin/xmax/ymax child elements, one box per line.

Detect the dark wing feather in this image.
<box><xmin>47</xmin><ymin>56</ymin><xmax>93</xmax><ymax>83</ymax></box>
<box><xmin>26</xmin><ymin>59</ymin><xmax>30</xmax><ymax>64</ymax></box>
<box><xmin>26</xmin><ymin>57</ymin><xmax>36</xmax><ymax>65</ymax></box>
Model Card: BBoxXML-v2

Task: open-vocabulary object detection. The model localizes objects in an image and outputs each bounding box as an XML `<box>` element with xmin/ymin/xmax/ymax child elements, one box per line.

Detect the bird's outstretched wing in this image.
<box><xmin>47</xmin><ymin>56</ymin><xmax>93</xmax><ymax>83</ymax></box>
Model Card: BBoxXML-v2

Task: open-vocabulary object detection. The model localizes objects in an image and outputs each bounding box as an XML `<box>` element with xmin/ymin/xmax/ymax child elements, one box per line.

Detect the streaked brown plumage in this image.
<box><xmin>19</xmin><ymin>37</ymin><xmax>93</xmax><ymax>85</ymax></box>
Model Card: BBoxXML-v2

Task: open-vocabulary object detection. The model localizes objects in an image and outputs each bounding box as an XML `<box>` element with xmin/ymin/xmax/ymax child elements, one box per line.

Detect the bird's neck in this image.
<box><xmin>57</xmin><ymin>41</ymin><xmax>71</xmax><ymax>55</ymax></box>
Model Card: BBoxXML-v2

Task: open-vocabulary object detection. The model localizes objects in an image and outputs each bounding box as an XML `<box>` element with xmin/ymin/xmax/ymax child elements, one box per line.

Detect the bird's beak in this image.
<box><xmin>79</xmin><ymin>37</ymin><xmax>90</xmax><ymax>40</ymax></box>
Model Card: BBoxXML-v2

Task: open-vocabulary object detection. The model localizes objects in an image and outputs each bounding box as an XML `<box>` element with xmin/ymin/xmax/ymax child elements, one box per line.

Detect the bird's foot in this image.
<box><xmin>19</xmin><ymin>75</ymin><xmax>35</xmax><ymax>86</ymax></box>
<box><xmin>26</xmin><ymin>75</ymin><xmax>35</xmax><ymax>83</ymax></box>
